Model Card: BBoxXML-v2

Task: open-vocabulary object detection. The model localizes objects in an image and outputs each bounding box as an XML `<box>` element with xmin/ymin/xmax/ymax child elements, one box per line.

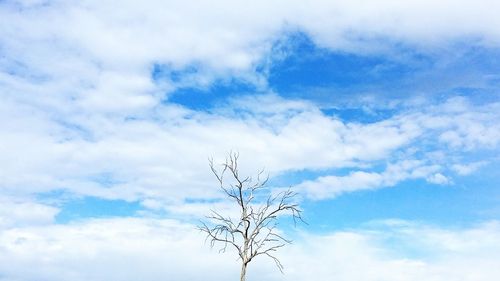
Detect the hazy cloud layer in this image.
<box><xmin>0</xmin><ymin>218</ymin><xmax>499</xmax><ymax>281</ymax></box>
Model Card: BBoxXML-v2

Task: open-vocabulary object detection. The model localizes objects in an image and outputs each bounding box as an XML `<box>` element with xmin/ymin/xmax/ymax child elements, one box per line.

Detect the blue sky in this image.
<box><xmin>1</xmin><ymin>1</ymin><xmax>500</xmax><ymax>280</ymax></box>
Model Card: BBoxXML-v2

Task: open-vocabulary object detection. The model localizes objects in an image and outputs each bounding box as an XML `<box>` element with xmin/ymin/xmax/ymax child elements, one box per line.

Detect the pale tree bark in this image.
<box><xmin>240</xmin><ymin>263</ymin><xmax>247</xmax><ymax>281</ymax></box>
<box><xmin>199</xmin><ymin>152</ymin><xmax>304</xmax><ymax>281</ymax></box>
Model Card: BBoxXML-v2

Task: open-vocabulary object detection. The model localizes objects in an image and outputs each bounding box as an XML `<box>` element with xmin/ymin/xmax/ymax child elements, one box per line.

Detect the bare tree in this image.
<box><xmin>199</xmin><ymin>152</ymin><xmax>304</xmax><ymax>281</ymax></box>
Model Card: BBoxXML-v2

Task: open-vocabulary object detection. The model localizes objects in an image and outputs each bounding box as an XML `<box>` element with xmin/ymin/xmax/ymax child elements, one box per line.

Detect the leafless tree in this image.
<box><xmin>199</xmin><ymin>152</ymin><xmax>304</xmax><ymax>281</ymax></box>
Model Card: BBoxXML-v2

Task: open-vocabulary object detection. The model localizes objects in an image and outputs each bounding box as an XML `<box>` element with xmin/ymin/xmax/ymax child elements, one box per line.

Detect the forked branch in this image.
<box><xmin>200</xmin><ymin>152</ymin><xmax>304</xmax><ymax>281</ymax></box>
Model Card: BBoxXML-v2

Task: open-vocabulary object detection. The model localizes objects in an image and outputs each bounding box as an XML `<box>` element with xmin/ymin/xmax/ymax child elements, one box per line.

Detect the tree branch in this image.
<box><xmin>200</xmin><ymin>152</ymin><xmax>305</xmax><ymax>277</ymax></box>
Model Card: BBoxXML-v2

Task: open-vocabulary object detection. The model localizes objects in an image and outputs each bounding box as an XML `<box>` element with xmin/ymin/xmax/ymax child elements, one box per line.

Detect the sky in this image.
<box><xmin>1</xmin><ymin>0</ymin><xmax>500</xmax><ymax>280</ymax></box>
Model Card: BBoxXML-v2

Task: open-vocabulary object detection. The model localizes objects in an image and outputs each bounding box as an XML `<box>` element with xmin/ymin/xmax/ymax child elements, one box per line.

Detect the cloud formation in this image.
<box><xmin>0</xmin><ymin>218</ymin><xmax>498</xmax><ymax>281</ymax></box>
<box><xmin>1</xmin><ymin>89</ymin><xmax>499</xmax><ymax>204</ymax></box>
<box><xmin>1</xmin><ymin>2</ymin><xmax>499</xmax><ymax>278</ymax></box>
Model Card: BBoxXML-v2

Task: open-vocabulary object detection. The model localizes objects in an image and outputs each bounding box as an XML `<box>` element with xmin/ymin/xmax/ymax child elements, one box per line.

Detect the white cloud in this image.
<box><xmin>452</xmin><ymin>161</ymin><xmax>487</xmax><ymax>176</ymax></box>
<box><xmin>1</xmin><ymin>0</ymin><xmax>499</xmax><ymax>208</ymax></box>
<box><xmin>1</xmin><ymin>90</ymin><xmax>498</xmax><ymax>204</ymax></box>
<box><xmin>0</xmin><ymin>218</ymin><xmax>238</xmax><ymax>281</ymax></box>
<box><xmin>273</xmin><ymin>220</ymin><xmax>500</xmax><ymax>281</ymax></box>
<box><xmin>0</xmin><ymin>5</ymin><xmax>498</xmax><ymax>280</ymax></box>
<box><xmin>0</xmin><ymin>218</ymin><xmax>498</xmax><ymax>281</ymax></box>
<box><xmin>419</xmin><ymin>98</ymin><xmax>500</xmax><ymax>150</ymax></box>
<box><xmin>294</xmin><ymin>98</ymin><xmax>500</xmax><ymax>199</ymax></box>
<box><xmin>297</xmin><ymin>160</ymin><xmax>445</xmax><ymax>199</ymax></box>
<box><xmin>426</xmin><ymin>173</ymin><xmax>451</xmax><ymax>185</ymax></box>
<box><xmin>0</xmin><ymin>89</ymin><xmax>431</xmax><ymax>203</ymax></box>
<box><xmin>0</xmin><ymin>198</ymin><xmax>59</xmax><ymax>229</ymax></box>
<box><xmin>2</xmin><ymin>0</ymin><xmax>500</xmax><ymax>114</ymax></box>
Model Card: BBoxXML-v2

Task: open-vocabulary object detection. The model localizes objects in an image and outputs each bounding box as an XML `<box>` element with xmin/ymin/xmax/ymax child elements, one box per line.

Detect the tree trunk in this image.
<box><xmin>240</xmin><ymin>263</ymin><xmax>247</xmax><ymax>281</ymax></box>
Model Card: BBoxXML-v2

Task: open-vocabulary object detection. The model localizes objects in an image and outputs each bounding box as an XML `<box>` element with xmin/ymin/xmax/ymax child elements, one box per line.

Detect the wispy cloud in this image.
<box><xmin>452</xmin><ymin>161</ymin><xmax>488</xmax><ymax>176</ymax></box>
<box><xmin>297</xmin><ymin>160</ymin><xmax>447</xmax><ymax>199</ymax></box>
<box><xmin>1</xmin><ymin>90</ymin><xmax>498</xmax><ymax>205</ymax></box>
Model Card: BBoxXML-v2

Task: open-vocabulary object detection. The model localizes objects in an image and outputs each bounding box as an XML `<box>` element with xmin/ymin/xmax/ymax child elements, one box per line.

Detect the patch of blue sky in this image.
<box><xmin>272</xmin><ymin>36</ymin><xmax>500</xmax><ymax>110</ymax></box>
<box><xmin>268</xmin><ymin>34</ymin><xmax>423</xmax><ymax>92</ymax></box>
<box><xmin>271</xmin><ymin>156</ymin><xmax>500</xmax><ymax>233</ymax></box>
<box><xmin>156</xmin><ymin>32</ymin><xmax>500</xmax><ymax>126</ymax></box>
<box><xmin>267</xmin><ymin>33</ymin><xmax>436</xmax><ymax>104</ymax></box>
<box><xmin>36</xmin><ymin>190</ymin><xmax>144</xmax><ymax>223</ymax></box>
<box><xmin>320</xmin><ymin>107</ymin><xmax>397</xmax><ymax>123</ymax></box>
<box><xmin>35</xmin><ymin>173</ymin><xmax>146</xmax><ymax>223</ymax></box>
<box><xmin>153</xmin><ymin>62</ymin><xmax>260</xmax><ymax>111</ymax></box>
<box><xmin>166</xmin><ymin>80</ymin><xmax>258</xmax><ymax>111</ymax></box>
<box><xmin>55</xmin><ymin>196</ymin><xmax>143</xmax><ymax>223</ymax></box>
<box><xmin>300</xmin><ymin>162</ymin><xmax>500</xmax><ymax>233</ymax></box>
